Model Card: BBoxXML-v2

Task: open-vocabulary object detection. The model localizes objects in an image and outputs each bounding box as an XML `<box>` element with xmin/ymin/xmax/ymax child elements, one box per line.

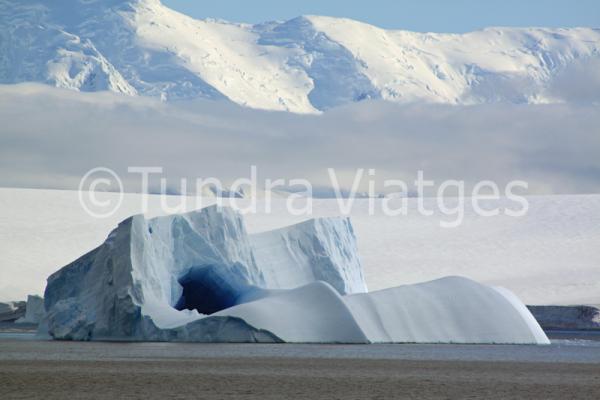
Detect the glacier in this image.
<box><xmin>42</xmin><ymin>205</ymin><xmax>549</xmax><ymax>344</ymax></box>
<box><xmin>4</xmin><ymin>189</ymin><xmax>598</xmax><ymax>307</ymax></box>
<box><xmin>1</xmin><ymin>0</ymin><xmax>599</xmax><ymax>112</ymax></box>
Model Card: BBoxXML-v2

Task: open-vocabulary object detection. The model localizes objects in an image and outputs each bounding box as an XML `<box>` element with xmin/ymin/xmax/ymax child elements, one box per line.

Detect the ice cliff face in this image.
<box><xmin>250</xmin><ymin>218</ymin><xmax>367</xmax><ymax>295</ymax></box>
<box><xmin>15</xmin><ymin>295</ymin><xmax>45</xmax><ymax>324</ymax></box>
<box><xmin>43</xmin><ymin>205</ymin><xmax>366</xmax><ymax>340</ymax></box>
<box><xmin>1</xmin><ymin>0</ymin><xmax>599</xmax><ymax>112</ymax></box>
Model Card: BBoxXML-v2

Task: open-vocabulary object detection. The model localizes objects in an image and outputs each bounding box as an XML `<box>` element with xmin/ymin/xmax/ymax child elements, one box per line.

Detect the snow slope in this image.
<box><xmin>217</xmin><ymin>277</ymin><xmax>548</xmax><ymax>344</ymax></box>
<box><xmin>344</xmin><ymin>278</ymin><xmax>548</xmax><ymax>344</ymax></box>
<box><xmin>215</xmin><ymin>282</ymin><xmax>370</xmax><ymax>344</ymax></box>
<box><xmin>1</xmin><ymin>188</ymin><xmax>599</xmax><ymax>305</ymax></box>
<box><xmin>1</xmin><ymin>0</ymin><xmax>598</xmax><ymax>112</ymax></box>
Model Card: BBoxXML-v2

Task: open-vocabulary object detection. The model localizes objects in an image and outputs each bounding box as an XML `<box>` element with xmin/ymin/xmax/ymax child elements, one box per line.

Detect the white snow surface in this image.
<box><xmin>345</xmin><ymin>278</ymin><xmax>548</xmax><ymax>344</ymax></box>
<box><xmin>215</xmin><ymin>282</ymin><xmax>370</xmax><ymax>344</ymax></box>
<box><xmin>1</xmin><ymin>0</ymin><xmax>599</xmax><ymax>112</ymax></box>
<box><xmin>1</xmin><ymin>188</ymin><xmax>599</xmax><ymax>306</ymax></box>
<box><xmin>216</xmin><ymin>277</ymin><xmax>549</xmax><ymax>344</ymax></box>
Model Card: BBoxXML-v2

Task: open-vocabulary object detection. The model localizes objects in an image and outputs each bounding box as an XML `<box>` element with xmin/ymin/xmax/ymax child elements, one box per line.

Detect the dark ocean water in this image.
<box><xmin>2</xmin><ymin>333</ymin><xmax>600</xmax><ymax>364</ymax></box>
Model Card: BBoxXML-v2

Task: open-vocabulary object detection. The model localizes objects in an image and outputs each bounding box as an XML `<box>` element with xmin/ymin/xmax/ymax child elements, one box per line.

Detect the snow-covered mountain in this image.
<box><xmin>1</xmin><ymin>0</ymin><xmax>599</xmax><ymax>113</ymax></box>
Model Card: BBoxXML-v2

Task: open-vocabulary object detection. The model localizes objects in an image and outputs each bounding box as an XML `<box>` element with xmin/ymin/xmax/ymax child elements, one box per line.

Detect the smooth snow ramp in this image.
<box><xmin>216</xmin><ymin>282</ymin><xmax>368</xmax><ymax>343</ymax></box>
<box><xmin>215</xmin><ymin>277</ymin><xmax>548</xmax><ymax>344</ymax></box>
<box><xmin>345</xmin><ymin>277</ymin><xmax>549</xmax><ymax>344</ymax></box>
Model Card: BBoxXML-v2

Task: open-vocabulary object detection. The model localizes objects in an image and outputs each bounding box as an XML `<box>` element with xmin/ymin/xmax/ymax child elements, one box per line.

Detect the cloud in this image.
<box><xmin>546</xmin><ymin>57</ymin><xmax>600</xmax><ymax>104</ymax></box>
<box><xmin>1</xmin><ymin>83</ymin><xmax>599</xmax><ymax>195</ymax></box>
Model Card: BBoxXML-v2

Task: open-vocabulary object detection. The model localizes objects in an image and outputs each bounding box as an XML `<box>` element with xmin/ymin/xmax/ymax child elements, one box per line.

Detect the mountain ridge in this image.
<box><xmin>1</xmin><ymin>0</ymin><xmax>598</xmax><ymax>113</ymax></box>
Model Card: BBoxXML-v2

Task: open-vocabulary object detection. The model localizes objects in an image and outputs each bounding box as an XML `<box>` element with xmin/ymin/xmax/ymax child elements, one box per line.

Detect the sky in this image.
<box><xmin>162</xmin><ymin>0</ymin><xmax>600</xmax><ymax>32</ymax></box>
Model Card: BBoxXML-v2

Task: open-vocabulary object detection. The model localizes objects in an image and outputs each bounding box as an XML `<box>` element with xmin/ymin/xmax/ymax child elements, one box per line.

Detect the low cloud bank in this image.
<box><xmin>1</xmin><ymin>83</ymin><xmax>599</xmax><ymax>194</ymax></box>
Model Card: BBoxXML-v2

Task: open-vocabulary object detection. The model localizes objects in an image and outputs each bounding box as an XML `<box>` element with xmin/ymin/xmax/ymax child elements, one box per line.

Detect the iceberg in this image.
<box><xmin>15</xmin><ymin>295</ymin><xmax>45</xmax><ymax>324</ymax></box>
<box><xmin>0</xmin><ymin>301</ymin><xmax>26</xmax><ymax>323</ymax></box>
<box><xmin>42</xmin><ymin>205</ymin><xmax>549</xmax><ymax>344</ymax></box>
<box><xmin>528</xmin><ymin>305</ymin><xmax>600</xmax><ymax>330</ymax></box>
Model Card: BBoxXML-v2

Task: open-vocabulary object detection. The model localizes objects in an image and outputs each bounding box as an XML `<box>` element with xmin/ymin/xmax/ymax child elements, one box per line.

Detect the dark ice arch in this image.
<box><xmin>175</xmin><ymin>264</ymin><xmax>261</xmax><ymax>315</ymax></box>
